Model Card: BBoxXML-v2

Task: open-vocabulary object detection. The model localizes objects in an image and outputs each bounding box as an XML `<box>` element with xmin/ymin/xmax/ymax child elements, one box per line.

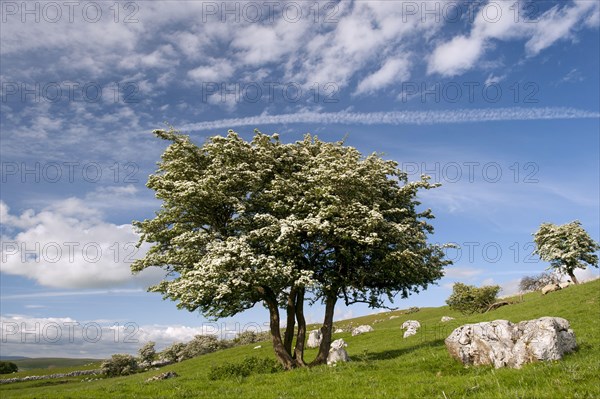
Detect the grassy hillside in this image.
<box><xmin>2</xmin><ymin>279</ymin><xmax>599</xmax><ymax>398</ymax></box>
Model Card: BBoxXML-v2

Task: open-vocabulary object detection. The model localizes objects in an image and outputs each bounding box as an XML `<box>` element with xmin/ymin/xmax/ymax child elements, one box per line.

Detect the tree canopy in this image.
<box><xmin>533</xmin><ymin>221</ymin><xmax>599</xmax><ymax>285</ymax></box>
<box><xmin>132</xmin><ymin>128</ymin><xmax>451</xmax><ymax>368</ymax></box>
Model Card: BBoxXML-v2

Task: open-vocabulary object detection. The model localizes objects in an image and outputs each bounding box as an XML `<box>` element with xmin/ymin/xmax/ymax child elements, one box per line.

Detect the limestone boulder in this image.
<box><xmin>559</xmin><ymin>281</ymin><xmax>573</xmax><ymax>289</ymax></box>
<box><xmin>401</xmin><ymin>320</ymin><xmax>421</xmax><ymax>338</ymax></box>
<box><xmin>541</xmin><ymin>283</ymin><xmax>561</xmax><ymax>295</ymax></box>
<box><xmin>445</xmin><ymin>317</ymin><xmax>576</xmax><ymax>369</ymax></box>
<box><xmin>307</xmin><ymin>329</ymin><xmax>322</xmax><ymax>348</ymax></box>
<box><xmin>351</xmin><ymin>325</ymin><xmax>374</xmax><ymax>336</ymax></box>
<box><xmin>327</xmin><ymin>338</ymin><xmax>350</xmax><ymax>365</ymax></box>
<box><xmin>441</xmin><ymin>316</ymin><xmax>455</xmax><ymax>322</ymax></box>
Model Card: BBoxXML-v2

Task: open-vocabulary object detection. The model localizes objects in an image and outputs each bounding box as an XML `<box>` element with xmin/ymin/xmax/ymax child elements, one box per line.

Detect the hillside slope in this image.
<box><xmin>2</xmin><ymin>279</ymin><xmax>599</xmax><ymax>398</ymax></box>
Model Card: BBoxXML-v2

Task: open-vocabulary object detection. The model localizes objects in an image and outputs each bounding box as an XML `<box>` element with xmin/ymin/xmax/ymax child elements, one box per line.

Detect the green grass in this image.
<box><xmin>2</xmin><ymin>280</ymin><xmax>599</xmax><ymax>398</ymax></box>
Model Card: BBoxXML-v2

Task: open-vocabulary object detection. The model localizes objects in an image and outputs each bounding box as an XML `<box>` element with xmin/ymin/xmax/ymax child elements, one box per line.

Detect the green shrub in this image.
<box><xmin>0</xmin><ymin>361</ymin><xmax>18</xmax><ymax>374</ymax></box>
<box><xmin>208</xmin><ymin>356</ymin><xmax>282</xmax><ymax>381</ymax></box>
<box><xmin>101</xmin><ymin>354</ymin><xmax>138</xmax><ymax>377</ymax></box>
<box><xmin>446</xmin><ymin>282</ymin><xmax>500</xmax><ymax>314</ymax></box>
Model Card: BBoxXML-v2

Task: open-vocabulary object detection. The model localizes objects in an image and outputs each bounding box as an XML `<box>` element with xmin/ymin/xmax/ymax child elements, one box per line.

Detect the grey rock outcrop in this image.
<box><xmin>445</xmin><ymin>317</ymin><xmax>577</xmax><ymax>368</ymax></box>
<box><xmin>146</xmin><ymin>371</ymin><xmax>178</xmax><ymax>382</ymax></box>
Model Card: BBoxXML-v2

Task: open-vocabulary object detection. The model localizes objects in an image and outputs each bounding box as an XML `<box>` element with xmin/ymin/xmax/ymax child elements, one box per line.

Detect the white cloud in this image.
<box><xmin>444</xmin><ymin>267</ymin><xmax>484</xmax><ymax>279</ymax></box>
<box><xmin>188</xmin><ymin>60</ymin><xmax>235</xmax><ymax>83</ymax></box>
<box><xmin>355</xmin><ymin>57</ymin><xmax>411</xmax><ymax>95</ymax></box>
<box><xmin>427</xmin><ymin>0</ymin><xmax>600</xmax><ymax>76</ymax></box>
<box><xmin>0</xmin><ymin>199</ymin><xmax>160</xmax><ymax>289</ymax></box>
<box><xmin>427</xmin><ymin>35</ymin><xmax>486</xmax><ymax>77</ymax></box>
<box><xmin>525</xmin><ymin>0</ymin><xmax>600</xmax><ymax>56</ymax></box>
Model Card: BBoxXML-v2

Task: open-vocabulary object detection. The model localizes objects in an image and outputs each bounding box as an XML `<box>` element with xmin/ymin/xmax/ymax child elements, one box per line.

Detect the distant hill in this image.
<box><xmin>0</xmin><ymin>356</ymin><xmax>29</xmax><ymax>361</ymax></box>
<box><xmin>7</xmin><ymin>358</ymin><xmax>102</xmax><ymax>371</ymax></box>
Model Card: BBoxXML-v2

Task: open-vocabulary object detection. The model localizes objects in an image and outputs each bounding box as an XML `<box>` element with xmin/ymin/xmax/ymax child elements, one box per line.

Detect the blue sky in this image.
<box><xmin>1</xmin><ymin>0</ymin><xmax>599</xmax><ymax>358</ymax></box>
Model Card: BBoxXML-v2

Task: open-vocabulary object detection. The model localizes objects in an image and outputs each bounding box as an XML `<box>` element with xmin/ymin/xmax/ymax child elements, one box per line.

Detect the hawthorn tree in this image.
<box><xmin>533</xmin><ymin>221</ymin><xmax>599</xmax><ymax>285</ymax></box>
<box><xmin>132</xmin><ymin>128</ymin><xmax>450</xmax><ymax>369</ymax></box>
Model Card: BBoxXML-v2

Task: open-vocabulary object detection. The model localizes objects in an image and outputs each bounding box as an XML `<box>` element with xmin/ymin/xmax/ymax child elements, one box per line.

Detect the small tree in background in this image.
<box><xmin>533</xmin><ymin>221</ymin><xmax>599</xmax><ymax>285</ymax></box>
<box><xmin>178</xmin><ymin>335</ymin><xmax>226</xmax><ymax>361</ymax></box>
<box><xmin>160</xmin><ymin>342</ymin><xmax>187</xmax><ymax>363</ymax></box>
<box><xmin>0</xmin><ymin>361</ymin><xmax>18</xmax><ymax>374</ymax></box>
<box><xmin>519</xmin><ymin>272</ymin><xmax>561</xmax><ymax>292</ymax></box>
<box><xmin>138</xmin><ymin>341</ymin><xmax>156</xmax><ymax>365</ymax></box>
<box><xmin>446</xmin><ymin>283</ymin><xmax>500</xmax><ymax>314</ymax></box>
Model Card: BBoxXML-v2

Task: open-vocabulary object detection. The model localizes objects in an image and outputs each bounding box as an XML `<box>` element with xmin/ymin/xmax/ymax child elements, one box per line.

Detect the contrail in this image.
<box><xmin>180</xmin><ymin>107</ymin><xmax>600</xmax><ymax>132</ymax></box>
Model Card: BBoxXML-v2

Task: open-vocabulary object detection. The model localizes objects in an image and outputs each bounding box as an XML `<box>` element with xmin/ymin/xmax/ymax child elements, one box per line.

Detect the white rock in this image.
<box><xmin>334</xmin><ymin>328</ymin><xmax>345</xmax><ymax>333</ymax></box>
<box><xmin>403</xmin><ymin>329</ymin><xmax>417</xmax><ymax>338</ymax></box>
<box><xmin>558</xmin><ymin>281</ymin><xmax>573</xmax><ymax>289</ymax></box>
<box><xmin>389</xmin><ymin>315</ymin><xmax>399</xmax><ymax>320</ymax></box>
<box><xmin>541</xmin><ymin>283</ymin><xmax>561</xmax><ymax>295</ymax></box>
<box><xmin>401</xmin><ymin>320</ymin><xmax>421</xmax><ymax>338</ymax></box>
<box><xmin>441</xmin><ymin>316</ymin><xmax>455</xmax><ymax>322</ymax></box>
<box><xmin>327</xmin><ymin>339</ymin><xmax>349</xmax><ymax>365</ymax></box>
<box><xmin>445</xmin><ymin>317</ymin><xmax>577</xmax><ymax>369</ymax></box>
<box><xmin>351</xmin><ymin>325</ymin><xmax>374</xmax><ymax>336</ymax></box>
<box><xmin>253</xmin><ymin>345</ymin><xmax>262</xmax><ymax>349</ymax></box>
<box><xmin>401</xmin><ymin>320</ymin><xmax>421</xmax><ymax>330</ymax></box>
<box><xmin>512</xmin><ymin>317</ymin><xmax>577</xmax><ymax>367</ymax></box>
<box><xmin>307</xmin><ymin>329</ymin><xmax>322</xmax><ymax>348</ymax></box>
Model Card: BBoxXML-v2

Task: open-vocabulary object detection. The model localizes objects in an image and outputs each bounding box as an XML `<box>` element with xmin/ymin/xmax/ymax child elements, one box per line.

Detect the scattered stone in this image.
<box><xmin>406</xmin><ymin>307</ymin><xmax>420</xmax><ymax>314</ymax></box>
<box><xmin>351</xmin><ymin>325</ymin><xmax>374</xmax><ymax>336</ymax></box>
<box><xmin>541</xmin><ymin>283</ymin><xmax>561</xmax><ymax>295</ymax></box>
<box><xmin>253</xmin><ymin>345</ymin><xmax>262</xmax><ymax>349</ymax></box>
<box><xmin>441</xmin><ymin>316</ymin><xmax>455</xmax><ymax>322</ymax></box>
<box><xmin>327</xmin><ymin>339</ymin><xmax>349</xmax><ymax>365</ymax></box>
<box><xmin>307</xmin><ymin>329</ymin><xmax>323</xmax><ymax>348</ymax></box>
<box><xmin>334</xmin><ymin>328</ymin><xmax>345</xmax><ymax>333</ymax></box>
<box><xmin>401</xmin><ymin>320</ymin><xmax>421</xmax><ymax>338</ymax></box>
<box><xmin>389</xmin><ymin>315</ymin><xmax>399</xmax><ymax>320</ymax></box>
<box><xmin>146</xmin><ymin>371</ymin><xmax>179</xmax><ymax>382</ymax></box>
<box><xmin>445</xmin><ymin>317</ymin><xmax>577</xmax><ymax>369</ymax></box>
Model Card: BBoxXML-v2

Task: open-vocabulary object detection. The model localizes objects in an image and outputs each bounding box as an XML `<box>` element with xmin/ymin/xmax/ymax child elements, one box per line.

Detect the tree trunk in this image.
<box><xmin>259</xmin><ymin>287</ymin><xmax>296</xmax><ymax>370</ymax></box>
<box><xmin>293</xmin><ymin>287</ymin><xmax>307</xmax><ymax>366</ymax></box>
<box><xmin>283</xmin><ymin>288</ymin><xmax>297</xmax><ymax>355</ymax></box>
<box><xmin>568</xmin><ymin>271</ymin><xmax>579</xmax><ymax>285</ymax></box>
<box><xmin>311</xmin><ymin>293</ymin><xmax>337</xmax><ymax>366</ymax></box>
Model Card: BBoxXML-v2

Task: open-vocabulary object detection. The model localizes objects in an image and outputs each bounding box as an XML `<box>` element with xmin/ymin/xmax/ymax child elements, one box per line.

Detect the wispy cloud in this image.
<box><xmin>181</xmin><ymin>107</ymin><xmax>600</xmax><ymax>132</ymax></box>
